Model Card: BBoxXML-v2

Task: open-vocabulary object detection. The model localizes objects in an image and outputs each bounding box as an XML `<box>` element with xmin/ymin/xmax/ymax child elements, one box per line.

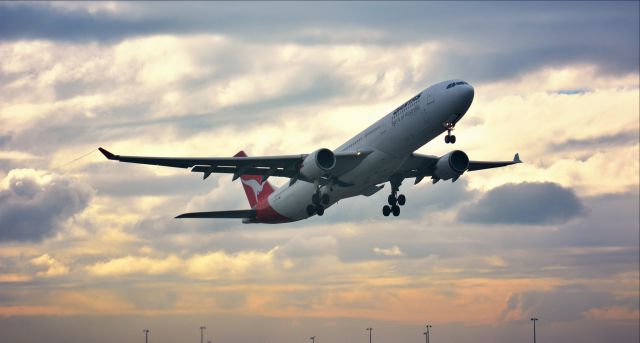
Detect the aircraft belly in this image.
<box><xmin>340</xmin><ymin>150</ymin><xmax>404</xmax><ymax>186</ymax></box>
<box><xmin>269</xmin><ymin>181</ymin><xmax>316</xmax><ymax>220</ymax></box>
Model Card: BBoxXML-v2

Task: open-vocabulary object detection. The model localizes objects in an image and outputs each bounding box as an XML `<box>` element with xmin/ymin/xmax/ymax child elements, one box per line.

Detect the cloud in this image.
<box><xmin>552</xmin><ymin>88</ymin><xmax>591</xmax><ymax>95</ymax></box>
<box><xmin>87</xmin><ymin>255</ymin><xmax>181</xmax><ymax>277</ymax></box>
<box><xmin>548</xmin><ymin>130</ymin><xmax>639</xmax><ymax>152</ymax></box>
<box><xmin>88</xmin><ymin>163</ymin><xmax>210</xmax><ymax>197</ymax></box>
<box><xmin>373</xmin><ymin>245</ymin><xmax>405</xmax><ymax>257</ymax></box>
<box><xmin>275</xmin><ymin>235</ymin><xmax>337</xmax><ymax>259</ymax></box>
<box><xmin>501</xmin><ymin>285</ymin><xmax>638</xmax><ymax>323</ymax></box>
<box><xmin>185</xmin><ymin>249</ymin><xmax>276</xmax><ymax>280</ymax></box>
<box><xmin>0</xmin><ymin>3</ymin><xmax>157</xmax><ymax>43</ymax></box>
<box><xmin>86</xmin><ymin>249</ymin><xmax>277</xmax><ymax>280</ymax></box>
<box><xmin>0</xmin><ymin>169</ymin><xmax>92</xmax><ymax>242</ymax></box>
<box><xmin>458</xmin><ymin>182</ymin><xmax>583</xmax><ymax>225</ymax></box>
<box><xmin>1</xmin><ymin>2</ymin><xmax>637</xmax><ymax>80</ymax></box>
<box><xmin>30</xmin><ymin>254</ymin><xmax>69</xmax><ymax>277</ymax></box>
<box><xmin>0</xmin><ymin>273</ymin><xmax>31</xmax><ymax>282</ymax></box>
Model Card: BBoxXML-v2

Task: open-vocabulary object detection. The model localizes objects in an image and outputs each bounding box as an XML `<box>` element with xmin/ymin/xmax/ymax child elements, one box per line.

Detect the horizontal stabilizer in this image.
<box><xmin>175</xmin><ymin>209</ymin><xmax>256</xmax><ymax>219</ymax></box>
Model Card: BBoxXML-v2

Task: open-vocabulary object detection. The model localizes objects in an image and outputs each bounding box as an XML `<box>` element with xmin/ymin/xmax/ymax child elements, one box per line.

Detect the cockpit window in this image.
<box><xmin>446</xmin><ymin>81</ymin><xmax>467</xmax><ymax>89</ymax></box>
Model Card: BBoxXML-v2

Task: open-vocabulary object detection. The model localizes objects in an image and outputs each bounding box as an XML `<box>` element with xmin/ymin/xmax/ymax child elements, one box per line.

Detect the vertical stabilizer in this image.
<box><xmin>234</xmin><ymin>151</ymin><xmax>276</xmax><ymax>208</ymax></box>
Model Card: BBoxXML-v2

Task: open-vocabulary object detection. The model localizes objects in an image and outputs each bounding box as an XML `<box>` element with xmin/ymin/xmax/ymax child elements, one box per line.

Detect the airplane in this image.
<box><xmin>99</xmin><ymin>79</ymin><xmax>521</xmax><ymax>223</ymax></box>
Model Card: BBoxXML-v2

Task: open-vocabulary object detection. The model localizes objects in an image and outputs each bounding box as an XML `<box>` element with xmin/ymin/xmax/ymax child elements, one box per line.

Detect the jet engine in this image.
<box><xmin>299</xmin><ymin>148</ymin><xmax>336</xmax><ymax>179</ymax></box>
<box><xmin>434</xmin><ymin>150</ymin><xmax>469</xmax><ymax>180</ymax></box>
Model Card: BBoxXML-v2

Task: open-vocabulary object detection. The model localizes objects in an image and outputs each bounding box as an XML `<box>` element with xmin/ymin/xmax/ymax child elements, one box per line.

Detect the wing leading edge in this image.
<box><xmin>99</xmin><ymin>147</ymin><xmax>302</xmax><ymax>175</ymax></box>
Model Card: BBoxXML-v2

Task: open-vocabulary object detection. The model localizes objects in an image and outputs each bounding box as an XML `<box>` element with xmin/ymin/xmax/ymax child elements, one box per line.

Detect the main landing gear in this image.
<box><xmin>307</xmin><ymin>183</ymin><xmax>330</xmax><ymax>217</ymax></box>
<box><xmin>382</xmin><ymin>176</ymin><xmax>405</xmax><ymax>217</ymax></box>
<box><xmin>444</xmin><ymin>122</ymin><xmax>456</xmax><ymax>144</ymax></box>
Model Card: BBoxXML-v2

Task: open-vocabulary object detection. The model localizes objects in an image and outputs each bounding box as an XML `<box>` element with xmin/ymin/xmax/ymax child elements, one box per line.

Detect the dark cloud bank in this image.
<box><xmin>458</xmin><ymin>182</ymin><xmax>584</xmax><ymax>225</ymax></box>
<box><xmin>0</xmin><ymin>171</ymin><xmax>92</xmax><ymax>242</ymax></box>
<box><xmin>0</xmin><ymin>2</ymin><xmax>637</xmax><ymax>80</ymax></box>
<box><xmin>548</xmin><ymin>130</ymin><xmax>639</xmax><ymax>152</ymax></box>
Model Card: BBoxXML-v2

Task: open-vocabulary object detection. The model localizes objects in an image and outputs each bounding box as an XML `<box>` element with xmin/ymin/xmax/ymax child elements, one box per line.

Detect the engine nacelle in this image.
<box><xmin>299</xmin><ymin>148</ymin><xmax>336</xmax><ymax>179</ymax></box>
<box><xmin>434</xmin><ymin>150</ymin><xmax>469</xmax><ymax>180</ymax></box>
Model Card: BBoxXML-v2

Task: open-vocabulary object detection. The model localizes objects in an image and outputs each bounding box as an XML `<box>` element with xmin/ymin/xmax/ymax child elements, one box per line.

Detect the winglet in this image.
<box><xmin>513</xmin><ymin>153</ymin><xmax>522</xmax><ymax>163</ymax></box>
<box><xmin>98</xmin><ymin>147</ymin><xmax>118</xmax><ymax>160</ymax></box>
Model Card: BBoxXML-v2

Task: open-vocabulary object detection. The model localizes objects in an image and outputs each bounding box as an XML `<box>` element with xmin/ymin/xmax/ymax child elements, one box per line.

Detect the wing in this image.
<box><xmin>468</xmin><ymin>153</ymin><xmax>522</xmax><ymax>171</ymax></box>
<box><xmin>175</xmin><ymin>209</ymin><xmax>256</xmax><ymax>219</ymax></box>
<box><xmin>99</xmin><ymin>147</ymin><xmax>370</xmax><ymax>181</ymax></box>
<box><xmin>397</xmin><ymin>152</ymin><xmax>522</xmax><ymax>183</ymax></box>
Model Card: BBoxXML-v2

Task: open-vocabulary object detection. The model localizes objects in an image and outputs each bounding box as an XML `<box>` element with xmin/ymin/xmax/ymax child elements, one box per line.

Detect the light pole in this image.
<box><xmin>310</xmin><ymin>336</ymin><xmax>316</xmax><ymax>343</ymax></box>
<box><xmin>366</xmin><ymin>327</ymin><xmax>372</xmax><ymax>343</ymax></box>
<box><xmin>425</xmin><ymin>324</ymin><xmax>432</xmax><ymax>343</ymax></box>
<box><xmin>200</xmin><ymin>326</ymin><xmax>207</xmax><ymax>343</ymax></box>
<box><xmin>143</xmin><ymin>329</ymin><xmax>149</xmax><ymax>343</ymax></box>
<box><xmin>530</xmin><ymin>318</ymin><xmax>538</xmax><ymax>343</ymax></box>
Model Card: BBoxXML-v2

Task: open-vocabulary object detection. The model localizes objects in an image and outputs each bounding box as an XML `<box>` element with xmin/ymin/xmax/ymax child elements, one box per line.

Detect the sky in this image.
<box><xmin>0</xmin><ymin>1</ymin><xmax>638</xmax><ymax>342</ymax></box>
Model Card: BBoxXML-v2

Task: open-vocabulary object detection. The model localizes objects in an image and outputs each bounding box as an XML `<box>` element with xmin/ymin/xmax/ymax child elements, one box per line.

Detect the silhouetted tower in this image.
<box><xmin>530</xmin><ymin>318</ymin><xmax>538</xmax><ymax>343</ymax></box>
<box><xmin>200</xmin><ymin>326</ymin><xmax>207</xmax><ymax>343</ymax></box>
<box><xmin>310</xmin><ymin>336</ymin><xmax>316</xmax><ymax>343</ymax></box>
<box><xmin>425</xmin><ymin>324</ymin><xmax>432</xmax><ymax>343</ymax></box>
<box><xmin>143</xmin><ymin>329</ymin><xmax>149</xmax><ymax>343</ymax></box>
<box><xmin>366</xmin><ymin>327</ymin><xmax>372</xmax><ymax>343</ymax></box>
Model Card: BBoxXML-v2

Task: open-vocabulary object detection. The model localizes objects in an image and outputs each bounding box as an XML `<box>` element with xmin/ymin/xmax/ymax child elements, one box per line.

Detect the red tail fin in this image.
<box><xmin>234</xmin><ymin>151</ymin><xmax>276</xmax><ymax>208</ymax></box>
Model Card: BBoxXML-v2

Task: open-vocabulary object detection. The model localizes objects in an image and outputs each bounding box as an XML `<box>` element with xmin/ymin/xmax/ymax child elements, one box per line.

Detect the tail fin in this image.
<box><xmin>234</xmin><ymin>151</ymin><xmax>276</xmax><ymax>208</ymax></box>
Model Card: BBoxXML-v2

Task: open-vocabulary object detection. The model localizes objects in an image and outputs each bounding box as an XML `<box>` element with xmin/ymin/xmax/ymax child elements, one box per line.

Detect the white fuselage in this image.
<box><xmin>267</xmin><ymin>80</ymin><xmax>475</xmax><ymax>221</ymax></box>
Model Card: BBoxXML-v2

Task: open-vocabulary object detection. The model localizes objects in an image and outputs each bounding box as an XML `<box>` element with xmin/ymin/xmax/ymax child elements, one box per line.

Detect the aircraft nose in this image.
<box><xmin>457</xmin><ymin>83</ymin><xmax>474</xmax><ymax>113</ymax></box>
<box><xmin>461</xmin><ymin>83</ymin><xmax>474</xmax><ymax>104</ymax></box>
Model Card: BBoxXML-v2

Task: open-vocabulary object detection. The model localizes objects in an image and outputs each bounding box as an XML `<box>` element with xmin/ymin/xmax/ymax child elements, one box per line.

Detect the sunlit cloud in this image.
<box><xmin>373</xmin><ymin>245</ymin><xmax>405</xmax><ymax>257</ymax></box>
<box><xmin>30</xmin><ymin>254</ymin><xmax>69</xmax><ymax>277</ymax></box>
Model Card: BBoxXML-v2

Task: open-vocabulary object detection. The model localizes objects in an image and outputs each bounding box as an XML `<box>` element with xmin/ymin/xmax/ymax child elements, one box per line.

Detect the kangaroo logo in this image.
<box><xmin>241</xmin><ymin>178</ymin><xmax>265</xmax><ymax>202</ymax></box>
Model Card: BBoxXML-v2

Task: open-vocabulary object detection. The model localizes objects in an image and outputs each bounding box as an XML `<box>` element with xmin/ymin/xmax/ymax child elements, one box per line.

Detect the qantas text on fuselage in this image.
<box><xmin>100</xmin><ymin>79</ymin><xmax>521</xmax><ymax>223</ymax></box>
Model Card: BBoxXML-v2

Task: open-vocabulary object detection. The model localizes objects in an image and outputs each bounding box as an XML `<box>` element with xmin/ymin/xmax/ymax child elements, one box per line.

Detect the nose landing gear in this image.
<box><xmin>382</xmin><ymin>176</ymin><xmax>405</xmax><ymax>217</ymax></box>
<box><xmin>444</xmin><ymin>122</ymin><xmax>456</xmax><ymax>144</ymax></box>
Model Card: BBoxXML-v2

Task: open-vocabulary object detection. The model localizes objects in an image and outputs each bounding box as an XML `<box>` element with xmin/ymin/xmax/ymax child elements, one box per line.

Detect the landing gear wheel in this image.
<box><xmin>444</xmin><ymin>135</ymin><xmax>450</xmax><ymax>144</ymax></box>
<box><xmin>392</xmin><ymin>205</ymin><xmax>401</xmax><ymax>216</ymax></box>
<box><xmin>397</xmin><ymin>194</ymin><xmax>406</xmax><ymax>206</ymax></box>
<box><xmin>321</xmin><ymin>193</ymin><xmax>330</xmax><ymax>205</ymax></box>
<box><xmin>312</xmin><ymin>193</ymin><xmax>320</xmax><ymax>205</ymax></box>
<box><xmin>382</xmin><ymin>205</ymin><xmax>391</xmax><ymax>217</ymax></box>
<box><xmin>316</xmin><ymin>206</ymin><xmax>325</xmax><ymax>216</ymax></box>
<box><xmin>450</xmin><ymin>135</ymin><xmax>456</xmax><ymax>144</ymax></box>
<box><xmin>388</xmin><ymin>194</ymin><xmax>397</xmax><ymax>206</ymax></box>
<box><xmin>306</xmin><ymin>205</ymin><xmax>316</xmax><ymax>216</ymax></box>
